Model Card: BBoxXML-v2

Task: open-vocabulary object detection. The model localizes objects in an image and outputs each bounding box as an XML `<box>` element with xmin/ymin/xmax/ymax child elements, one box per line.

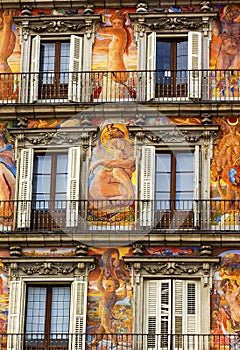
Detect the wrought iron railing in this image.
<box><xmin>0</xmin><ymin>199</ymin><xmax>239</xmax><ymax>232</ymax></box>
<box><xmin>0</xmin><ymin>69</ymin><xmax>239</xmax><ymax>104</ymax></box>
<box><xmin>1</xmin><ymin>333</ymin><xmax>239</xmax><ymax>350</ymax></box>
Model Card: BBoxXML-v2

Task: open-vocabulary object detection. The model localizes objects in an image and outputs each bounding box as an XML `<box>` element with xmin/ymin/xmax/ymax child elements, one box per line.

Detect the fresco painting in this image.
<box><xmin>87</xmin><ymin>248</ymin><xmax>132</xmax><ymax>349</ymax></box>
<box><xmin>211</xmin><ymin>250</ymin><xmax>240</xmax><ymax>348</ymax></box>
<box><xmin>0</xmin><ymin>10</ymin><xmax>20</xmax><ymax>101</ymax></box>
<box><xmin>0</xmin><ymin>123</ymin><xmax>16</xmax><ymax>230</ymax></box>
<box><xmin>88</xmin><ymin>123</ymin><xmax>136</xmax><ymax>225</ymax></box>
<box><xmin>210</xmin><ymin>5</ymin><xmax>240</xmax><ymax>99</ymax></box>
<box><xmin>92</xmin><ymin>9</ymin><xmax>137</xmax><ymax>101</ymax></box>
<box><xmin>211</xmin><ymin>117</ymin><xmax>240</xmax><ymax>227</ymax></box>
<box><xmin>0</xmin><ymin>260</ymin><xmax>8</xmax><ymax>350</ymax></box>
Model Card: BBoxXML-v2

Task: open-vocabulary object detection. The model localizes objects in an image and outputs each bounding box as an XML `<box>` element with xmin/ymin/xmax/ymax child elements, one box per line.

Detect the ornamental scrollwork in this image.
<box><xmin>19</xmin><ymin>262</ymin><xmax>78</xmax><ymax>275</ymax></box>
<box><xmin>149</xmin><ymin>17</ymin><xmax>201</xmax><ymax>31</ymax></box>
<box><xmin>31</xmin><ymin>20</ymin><xmax>86</xmax><ymax>33</ymax></box>
<box><xmin>142</xmin><ymin>262</ymin><xmax>203</xmax><ymax>275</ymax></box>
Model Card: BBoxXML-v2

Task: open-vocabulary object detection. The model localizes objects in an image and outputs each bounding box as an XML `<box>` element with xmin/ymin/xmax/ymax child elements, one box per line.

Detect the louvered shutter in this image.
<box><xmin>68</xmin><ymin>35</ymin><xmax>83</xmax><ymax>102</ymax></box>
<box><xmin>188</xmin><ymin>32</ymin><xmax>202</xmax><ymax>99</ymax></box>
<box><xmin>140</xmin><ymin>146</ymin><xmax>155</xmax><ymax>227</ymax></box>
<box><xmin>17</xmin><ymin>148</ymin><xmax>34</xmax><ymax>228</ymax></box>
<box><xmin>145</xmin><ymin>280</ymin><xmax>171</xmax><ymax>350</ymax></box>
<box><xmin>8</xmin><ymin>280</ymin><xmax>26</xmax><ymax>350</ymax></box>
<box><xmin>29</xmin><ymin>35</ymin><xmax>40</xmax><ymax>103</ymax></box>
<box><xmin>69</xmin><ymin>280</ymin><xmax>87</xmax><ymax>350</ymax></box>
<box><xmin>145</xmin><ymin>281</ymin><xmax>158</xmax><ymax>349</ymax></box>
<box><xmin>147</xmin><ymin>32</ymin><xmax>156</xmax><ymax>100</ymax></box>
<box><xmin>173</xmin><ymin>280</ymin><xmax>199</xmax><ymax>350</ymax></box>
<box><xmin>66</xmin><ymin>147</ymin><xmax>81</xmax><ymax>227</ymax></box>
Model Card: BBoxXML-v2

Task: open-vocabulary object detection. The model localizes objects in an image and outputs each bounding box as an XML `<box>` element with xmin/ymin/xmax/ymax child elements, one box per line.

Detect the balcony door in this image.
<box><xmin>25</xmin><ymin>285</ymin><xmax>70</xmax><ymax>350</ymax></box>
<box><xmin>144</xmin><ymin>279</ymin><xmax>200</xmax><ymax>350</ymax></box>
<box><xmin>39</xmin><ymin>41</ymin><xmax>70</xmax><ymax>99</ymax></box>
<box><xmin>32</xmin><ymin>153</ymin><xmax>68</xmax><ymax>229</ymax></box>
<box><xmin>155</xmin><ymin>152</ymin><xmax>194</xmax><ymax>229</ymax></box>
<box><xmin>156</xmin><ymin>39</ymin><xmax>188</xmax><ymax>98</ymax></box>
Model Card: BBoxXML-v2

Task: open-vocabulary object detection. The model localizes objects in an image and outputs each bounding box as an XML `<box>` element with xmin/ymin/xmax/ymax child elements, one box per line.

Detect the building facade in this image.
<box><xmin>0</xmin><ymin>0</ymin><xmax>239</xmax><ymax>349</ymax></box>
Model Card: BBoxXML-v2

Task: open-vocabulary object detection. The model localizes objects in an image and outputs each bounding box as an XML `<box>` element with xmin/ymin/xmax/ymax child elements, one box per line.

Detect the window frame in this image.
<box><xmin>7</xmin><ymin>278</ymin><xmax>88</xmax><ymax>350</ymax></box>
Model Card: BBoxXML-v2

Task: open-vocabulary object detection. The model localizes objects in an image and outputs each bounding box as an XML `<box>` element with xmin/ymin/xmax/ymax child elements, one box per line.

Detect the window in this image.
<box><xmin>146</xmin><ymin>32</ymin><xmax>202</xmax><ymax>100</ymax></box>
<box><xmin>140</xmin><ymin>146</ymin><xmax>198</xmax><ymax>228</ymax></box>
<box><xmin>25</xmin><ymin>285</ymin><xmax>71</xmax><ymax>349</ymax></box>
<box><xmin>32</xmin><ymin>153</ymin><xmax>68</xmax><ymax>208</ymax></box>
<box><xmin>30</xmin><ymin>35</ymin><xmax>84</xmax><ymax>102</ymax></box>
<box><xmin>8</xmin><ymin>280</ymin><xmax>87</xmax><ymax>350</ymax></box>
<box><xmin>17</xmin><ymin>147</ymin><xmax>81</xmax><ymax>229</ymax></box>
<box><xmin>156</xmin><ymin>39</ymin><xmax>188</xmax><ymax>97</ymax></box>
<box><xmin>144</xmin><ymin>279</ymin><xmax>200</xmax><ymax>350</ymax></box>
<box><xmin>39</xmin><ymin>41</ymin><xmax>70</xmax><ymax>99</ymax></box>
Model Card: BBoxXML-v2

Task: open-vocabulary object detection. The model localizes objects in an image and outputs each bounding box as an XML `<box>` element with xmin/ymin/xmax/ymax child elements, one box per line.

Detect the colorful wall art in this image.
<box><xmin>88</xmin><ymin>123</ymin><xmax>136</xmax><ymax>225</ymax></box>
<box><xmin>212</xmin><ymin>250</ymin><xmax>240</xmax><ymax>348</ymax></box>
<box><xmin>87</xmin><ymin>247</ymin><xmax>133</xmax><ymax>349</ymax></box>
<box><xmin>92</xmin><ymin>9</ymin><xmax>137</xmax><ymax>101</ymax></box>
<box><xmin>210</xmin><ymin>5</ymin><xmax>240</xmax><ymax>99</ymax></box>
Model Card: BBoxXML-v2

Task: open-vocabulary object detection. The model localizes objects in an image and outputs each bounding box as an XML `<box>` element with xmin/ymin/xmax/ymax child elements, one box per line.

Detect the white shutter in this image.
<box><xmin>29</xmin><ymin>35</ymin><xmax>40</xmax><ymax>103</ymax></box>
<box><xmin>69</xmin><ymin>280</ymin><xmax>87</xmax><ymax>350</ymax></box>
<box><xmin>140</xmin><ymin>146</ymin><xmax>155</xmax><ymax>227</ymax></box>
<box><xmin>147</xmin><ymin>32</ymin><xmax>156</xmax><ymax>100</ymax></box>
<box><xmin>66</xmin><ymin>147</ymin><xmax>81</xmax><ymax>227</ymax></box>
<box><xmin>8</xmin><ymin>280</ymin><xmax>26</xmax><ymax>350</ymax></box>
<box><xmin>173</xmin><ymin>280</ymin><xmax>199</xmax><ymax>350</ymax></box>
<box><xmin>188</xmin><ymin>32</ymin><xmax>202</xmax><ymax>99</ymax></box>
<box><xmin>144</xmin><ymin>280</ymin><xmax>171</xmax><ymax>350</ymax></box>
<box><xmin>68</xmin><ymin>35</ymin><xmax>83</xmax><ymax>102</ymax></box>
<box><xmin>17</xmin><ymin>148</ymin><xmax>34</xmax><ymax>228</ymax></box>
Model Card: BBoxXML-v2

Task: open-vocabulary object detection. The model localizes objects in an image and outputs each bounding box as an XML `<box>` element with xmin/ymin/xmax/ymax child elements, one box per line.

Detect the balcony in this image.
<box><xmin>0</xmin><ymin>199</ymin><xmax>239</xmax><ymax>234</ymax></box>
<box><xmin>0</xmin><ymin>69</ymin><xmax>239</xmax><ymax>105</ymax></box>
<box><xmin>1</xmin><ymin>333</ymin><xmax>238</xmax><ymax>350</ymax></box>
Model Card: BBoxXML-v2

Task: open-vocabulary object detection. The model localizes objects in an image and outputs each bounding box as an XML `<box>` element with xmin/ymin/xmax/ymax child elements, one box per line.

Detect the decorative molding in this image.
<box><xmin>14</xmin><ymin>15</ymin><xmax>101</xmax><ymax>37</ymax></box>
<box><xmin>124</xmin><ymin>256</ymin><xmax>220</xmax><ymax>286</ymax></box>
<box><xmin>130</xmin><ymin>12</ymin><xmax>218</xmax><ymax>35</ymax></box>
<box><xmin>2</xmin><ymin>257</ymin><xmax>95</xmax><ymax>278</ymax></box>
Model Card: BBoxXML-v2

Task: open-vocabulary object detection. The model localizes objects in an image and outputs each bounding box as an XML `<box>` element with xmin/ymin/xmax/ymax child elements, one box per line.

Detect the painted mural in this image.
<box><xmin>0</xmin><ymin>10</ymin><xmax>20</xmax><ymax>101</ymax></box>
<box><xmin>211</xmin><ymin>117</ymin><xmax>240</xmax><ymax>227</ymax></box>
<box><xmin>92</xmin><ymin>9</ymin><xmax>137</xmax><ymax>101</ymax></box>
<box><xmin>87</xmin><ymin>247</ymin><xmax>132</xmax><ymax>349</ymax></box>
<box><xmin>212</xmin><ymin>250</ymin><xmax>240</xmax><ymax>348</ymax></box>
<box><xmin>0</xmin><ymin>252</ymin><xmax>9</xmax><ymax>349</ymax></box>
<box><xmin>210</xmin><ymin>5</ymin><xmax>240</xmax><ymax>99</ymax></box>
<box><xmin>88</xmin><ymin>123</ymin><xmax>135</xmax><ymax>225</ymax></box>
<box><xmin>0</xmin><ymin>123</ymin><xmax>16</xmax><ymax>230</ymax></box>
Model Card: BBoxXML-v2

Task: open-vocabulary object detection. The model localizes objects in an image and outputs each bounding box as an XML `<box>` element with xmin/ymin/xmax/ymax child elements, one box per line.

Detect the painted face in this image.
<box><xmin>105</xmin><ymin>280</ymin><xmax>116</xmax><ymax>292</ymax></box>
<box><xmin>112</xmin><ymin>18</ymin><xmax>124</xmax><ymax>28</ymax></box>
<box><xmin>222</xmin><ymin>34</ymin><xmax>238</xmax><ymax>55</ymax></box>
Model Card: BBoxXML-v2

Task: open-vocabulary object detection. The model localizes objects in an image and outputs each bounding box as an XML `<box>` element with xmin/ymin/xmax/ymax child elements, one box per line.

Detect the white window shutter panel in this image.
<box><xmin>188</xmin><ymin>32</ymin><xmax>202</xmax><ymax>99</ymax></box>
<box><xmin>140</xmin><ymin>146</ymin><xmax>155</xmax><ymax>227</ymax></box>
<box><xmin>145</xmin><ymin>280</ymin><xmax>158</xmax><ymax>349</ymax></box>
<box><xmin>147</xmin><ymin>32</ymin><xmax>156</xmax><ymax>100</ymax></box>
<box><xmin>29</xmin><ymin>35</ymin><xmax>40</xmax><ymax>103</ymax></box>
<box><xmin>66</xmin><ymin>147</ymin><xmax>80</xmax><ymax>227</ymax></box>
<box><xmin>8</xmin><ymin>280</ymin><xmax>26</xmax><ymax>350</ymax></box>
<box><xmin>17</xmin><ymin>148</ymin><xmax>34</xmax><ymax>228</ymax></box>
<box><xmin>68</xmin><ymin>35</ymin><xmax>83</xmax><ymax>102</ymax></box>
<box><xmin>69</xmin><ymin>280</ymin><xmax>87</xmax><ymax>350</ymax></box>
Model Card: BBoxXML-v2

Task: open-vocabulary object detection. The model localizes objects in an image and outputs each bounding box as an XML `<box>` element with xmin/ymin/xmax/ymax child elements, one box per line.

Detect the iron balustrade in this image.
<box><xmin>1</xmin><ymin>333</ymin><xmax>239</xmax><ymax>350</ymax></box>
<box><xmin>0</xmin><ymin>199</ymin><xmax>239</xmax><ymax>232</ymax></box>
<box><xmin>0</xmin><ymin>69</ymin><xmax>239</xmax><ymax>104</ymax></box>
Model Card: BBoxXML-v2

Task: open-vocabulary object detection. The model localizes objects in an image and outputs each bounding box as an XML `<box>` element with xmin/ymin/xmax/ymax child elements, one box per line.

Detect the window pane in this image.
<box><xmin>156</xmin><ymin>173</ymin><xmax>170</xmax><ymax>193</ymax></box>
<box><xmin>25</xmin><ymin>287</ymin><xmax>47</xmax><ymax>338</ymax></box>
<box><xmin>177</xmin><ymin>40</ymin><xmax>188</xmax><ymax>70</ymax></box>
<box><xmin>176</xmin><ymin>173</ymin><xmax>194</xmax><ymax>191</ymax></box>
<box><xmin>156</xmin><ymin>153</ymin><xmax>171</xmax><ymax>172</ymax></box>
<box><xmin>50</xmin><ymin>286</ymin><xmax>70</xmax><ymax>336</ymax></box>
<box><xmin>156</xmin><ymin>41</ymin><xmax>171</xmax><ymax>71</ymax></box>
<box><xmin>176</xmin><ymin>153</ymin><xmax>194</xmax><ymax>171</ymax></box>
